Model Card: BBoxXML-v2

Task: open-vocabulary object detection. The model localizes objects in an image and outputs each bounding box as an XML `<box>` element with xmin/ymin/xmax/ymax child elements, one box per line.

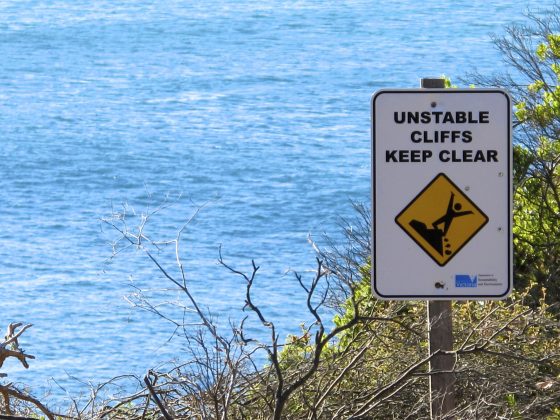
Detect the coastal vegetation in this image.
<box><xmin>2</xmin><ymin>5</ymin><xmax>560</xmax><ymax>419</ymax></box>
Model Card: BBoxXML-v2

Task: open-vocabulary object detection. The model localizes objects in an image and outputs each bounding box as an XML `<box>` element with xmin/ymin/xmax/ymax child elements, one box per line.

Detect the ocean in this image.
<box><xmin>0</xmin><ymin>0</ymin><xmax>551</xmax><ymax>403</ymax></box>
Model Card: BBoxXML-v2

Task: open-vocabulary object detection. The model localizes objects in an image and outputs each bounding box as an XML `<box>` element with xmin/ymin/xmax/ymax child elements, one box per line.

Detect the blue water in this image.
<box><xmin>0</xmin><ymin>0</ymin><xmax>552</xmax><ymax>403</ymax></box>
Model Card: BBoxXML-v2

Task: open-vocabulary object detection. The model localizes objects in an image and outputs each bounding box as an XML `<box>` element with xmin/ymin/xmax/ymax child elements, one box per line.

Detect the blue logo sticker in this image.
<box><xmin>455</xmin><ymin>274</ymin><xmax>477</xmax><ymax>288</ymax></box>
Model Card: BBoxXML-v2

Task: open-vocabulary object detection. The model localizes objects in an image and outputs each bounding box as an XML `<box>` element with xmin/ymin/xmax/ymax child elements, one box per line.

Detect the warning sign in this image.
<box><xmin>371</xmin><ymin>89</ymin><xmax>512</xmax><ymax>300</ymax></box>
<box><xmin>395</xmin><ymin>173</ymin><xmax>488</xmax><ymax>266</ymax></box>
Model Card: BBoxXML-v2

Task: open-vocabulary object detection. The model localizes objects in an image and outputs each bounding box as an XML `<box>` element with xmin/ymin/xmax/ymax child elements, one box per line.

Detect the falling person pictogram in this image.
<box><xmin>432</xmin><ymin>193</ymin><xmax>473</xmax><ymax>235</ymax></box>
<box><xmin>409</xmin><ymin>192</ymin><xmax>473</xmax><ymax>257</ymax></box>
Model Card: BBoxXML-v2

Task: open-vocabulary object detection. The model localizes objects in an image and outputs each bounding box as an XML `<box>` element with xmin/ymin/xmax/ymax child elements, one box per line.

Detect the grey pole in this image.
<box><xmin>421</xmin><ymin>78</ymin><xmax>456</xmax><ymax>419</ymax></box>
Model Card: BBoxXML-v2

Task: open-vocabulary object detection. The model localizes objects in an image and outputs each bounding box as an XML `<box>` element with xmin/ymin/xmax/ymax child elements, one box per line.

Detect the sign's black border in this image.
<box><xmin>371</xmin><ymin>89</ymin><xmax>512</xmax><ymax>300</ymax></box>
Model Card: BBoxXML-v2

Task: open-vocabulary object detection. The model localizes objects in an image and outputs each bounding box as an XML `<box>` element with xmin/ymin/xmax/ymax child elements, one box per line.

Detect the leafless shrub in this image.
<box><xmin>92</xmin><ymin>198</ymin><xmax>560</xmax><ymax>419</ymax></box>
<box><xmin>4</xmin><ymin>197</ymin><xmax>559</xmax><ymax>419</ymax></box>
<box><xmin>0</xmin><ymin>323</ymin><xmax>59</xmax><ymax>419</ymax></box>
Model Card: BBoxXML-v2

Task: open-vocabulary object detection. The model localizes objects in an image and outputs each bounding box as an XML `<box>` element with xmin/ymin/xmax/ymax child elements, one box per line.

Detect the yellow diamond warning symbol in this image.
<box><xmin>395</xmin><ymin>173</ymin><xmax>488</xmax><ymax>266</ymax></box>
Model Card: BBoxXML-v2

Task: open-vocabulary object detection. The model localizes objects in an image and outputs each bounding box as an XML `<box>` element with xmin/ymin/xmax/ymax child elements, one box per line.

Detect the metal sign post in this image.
<box><xmin>370</xmin><ymin>77</ymin><xmax>513</xmax><ymax>418</ymax></box>
<box><xmin>422</xmin><ymin>78</ymin><xmax>455</xmax><ymax>420</ymax></box>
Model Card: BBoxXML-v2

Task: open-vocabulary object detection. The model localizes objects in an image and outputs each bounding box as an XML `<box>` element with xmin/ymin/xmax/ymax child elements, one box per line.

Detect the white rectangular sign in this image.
<box><xmin>371</xmin><ymin>89</ymin><xmax>512</xmax><ymax>300</ymax></box>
